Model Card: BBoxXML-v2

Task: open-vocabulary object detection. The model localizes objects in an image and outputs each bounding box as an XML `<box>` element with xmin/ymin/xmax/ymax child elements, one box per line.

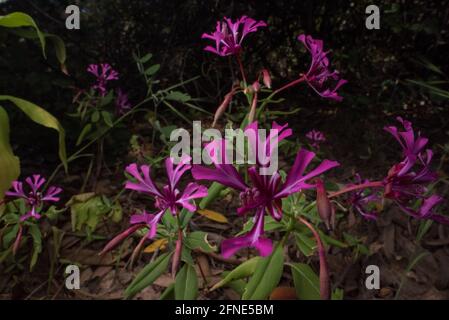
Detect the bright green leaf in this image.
<box><xmin>0</xmin><ymin>106</ymin><xmax>20</xmax><ymax>209</ymax></box>
<box><xmin>174</xmin><ymin>264</ymin><xmax>198</xmax><ymax>300</ymax></box>
<box><xmin>242</xmin><ymin>244</ymin><xmax>284</xmax><ymax>300</ymax></box>
<box><xmin>0</xmin><ymin>95</ymin><xmax>67</xmax><ymax>171</ymax></box>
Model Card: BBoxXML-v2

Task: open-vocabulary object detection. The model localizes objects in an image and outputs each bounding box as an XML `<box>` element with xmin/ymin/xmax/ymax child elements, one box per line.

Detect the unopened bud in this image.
<box><xmin>316</xmin><ymin>179</ymin><xmax>332</xmax><ymax>231</ymax></box>
<box><xmin>262</xmin><ymin>69</ymin><xmax>272</xmax><ymax>89</ymax></box>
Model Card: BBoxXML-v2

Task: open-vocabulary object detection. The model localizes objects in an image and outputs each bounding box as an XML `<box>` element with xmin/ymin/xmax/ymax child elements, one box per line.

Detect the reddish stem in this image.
<box><xmin>171</xmin><ymin>227</ymin><xmax>183</xmax><ymax>278</ymax></box>
<box><xmin>298</xmin><ymin>216</ymin><xmax>330</xmax><ymax>300</ymax></box>
<box><xmin>328</xmin><ymin>181</ymin><xmax>384</xmax><ymax>199</ymax></box>
<box><xmin>274</xmin><ymin>76</ymin><xmax>305</xmax><ymax>95</ymax></box>
<box><xmin>236</xmin><ymin>53</ymin><xmax>247</xmax><ymax>85</ymax></box>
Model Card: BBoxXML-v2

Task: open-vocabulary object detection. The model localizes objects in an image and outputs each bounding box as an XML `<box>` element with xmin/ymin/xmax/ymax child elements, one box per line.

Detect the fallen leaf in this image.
<box><xmin>197</xmin><ymin>209</ymin><xmax>228</xmax><ymax>223</ymax></box>
<box><xmin>143</xmin><ymin>238</ymin><xmax>168</xmax><ymax>253</ymax></box>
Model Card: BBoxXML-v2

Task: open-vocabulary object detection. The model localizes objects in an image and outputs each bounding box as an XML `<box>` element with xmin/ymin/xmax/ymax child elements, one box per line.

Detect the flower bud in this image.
<box><xmin>212</xmin><ymin>88</ymin><xmax>235</xmax><ymax>127</ymax></box>
<box><xmin>261</xmin><ymin>69</ymin><xmax>272</xmax><ymax>88</ymax></box>
<box><xmin>316</xmin><ymin>179</ymin><xmax>332</xmax><ymax>231</ymax></box>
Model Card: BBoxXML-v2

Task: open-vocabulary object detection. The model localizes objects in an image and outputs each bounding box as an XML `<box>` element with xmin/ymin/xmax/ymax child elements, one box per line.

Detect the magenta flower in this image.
<box><xmin>87</xmin><ymin>63</ymin><xmax>119</xmax><ymax>96</ymax></box>
<box><xmin>297</xmin><ymin>34</ymin><xmax>347</xmax><ymax>101</ymax></box>
<box><xmin>306</xmin><ymin>129</ymin><xmax>326</xmax><ymax>149</ymax></box>
<box><xmin>125</xmin><ymin>156</ymin><xmax>208</xmax><ymax>239</ymax></box>
<box><xmin>202</xmin><ymin>16</ymin><xmax>267</xmax><ymax>56</ymax></box>
<box><xmin>115</xmin><ymin>89</ymin><xmax>132</xmax><ymax>115</ymax></box>
<box><xmin>5</xmin><ymin>175</ymin><xmax>62</xmax><ymax>221</ymax></box>
<box><xmin>382</xmin><ymin>118</ymin><xmax>448</xmax><ymax>224</ymax></box>
<box><xmin>384</xmin><ymin>117</ymin><xmax>428</xmax><ymax>176</ymax></box>
<box><xmin>192</xmin><ymin>122</ymin><xmax>339</xmax><ymax>257</ymax></box>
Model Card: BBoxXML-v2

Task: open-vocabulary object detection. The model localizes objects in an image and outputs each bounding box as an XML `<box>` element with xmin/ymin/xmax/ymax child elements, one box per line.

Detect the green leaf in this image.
<box><xmin>174</xmin><ymin>264</ymin><xmax>198</xmax><ymax>300</ymax></box>
<box><xmin>242</xmin><ymin>244</ymin><xmax>284</xmax><ymax>300</ymax></box>
<box><xmin>289</xmin><ymin>263</ymin><xmax>320</xmax><ymax>300</ymax></box>
<box><xmin>28</xmin><ymin>224</ymin><xmax>42</xmax><ymax>271</ymax></box>
<box><xmin>160</xmin><ymin>282</ymin><xmax>175</xmax><ymax>300</ymax></box>
<box><xmin>67</xmin><ymin>193</ymin><xmax>111</xmax><ymax>233</ymax></box>
<box><xmin>2</xmin><ymin>223</ymin><xmax>19</xmax><ymax>248</ymax></box>
<box><xmin>199</xmin><ymin>182</ymin><xmax>225</xmax><ymax>209</ymax></box>
<box><xmin>165</xmin><ymin>91</ymin><xmax>191</xmax><ymax>103</ymax></box>
<box><xmin>0</xmin><ymin>96</ymin><xmax>67</xmax><ymax>171</ymax></box>
<box><xmin>101</xmin><ymin>111</ymin><xmax>113</xmax><ymax>127</ymax></box>
<box><xmin>140</xmin><ymin>53</ymin><xmax>153</xmax><ymax>64</ymax></box>
<box><xmin>184</xmin><ymin>231</ymin><xmax>217</xmax><ymax>253</ymax></box>
<box><xmin>295</xmin><ymin>232</ymin><xmax>317</xmax><ymax>257</ymax></box>
<box><xmin>211</xmin><ymin>257</ymin><xmax>261</xmax><ymax>291</ymax></box>
<box><xmin>0</xmin><ymin>12</ymin><xmax>46</xmax><ymax>58</ymax></box>
<box><xmin>145</xmin><ymin>64</ymin><xmax>160</xmax><ymax>76</ymax></box>
<box><xmin>76</xmin><ymin>123</ymin><xmax>92</xmax><ymax>146</ymax></box>
<box><xmin>0</xmin><ymin>106</ymin><xmax>20</xmax><ymax>208</ymax></box>
<box><xmin>125</xmin><ymin>252</ymin><xmax>172</xmax><ymax>299</ymax></box>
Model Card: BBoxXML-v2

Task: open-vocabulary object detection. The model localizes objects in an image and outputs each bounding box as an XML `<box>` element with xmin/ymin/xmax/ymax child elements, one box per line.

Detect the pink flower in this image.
<box><xmin>115</xmin><ymin>89</ymin><xmax>132</xmax><ymax>115</ymax></box>
<box><xmin>192</xmin><ymin>122</ymin><xmax>339</xmax><ymax>257</ymax></box>
<box><xmin>298</xmin><ymin>34</ymin><xmax>347</xmax><ymax>101</ymax></box>
<box><xmin>6</xmin><ymin>175</ymin><xmax>62</xmax><ymax>221</ymax></box>
<box><xmin>125</xmin><ymin>156</ymin><xmax>208</xmax><ymax>239</ymax></box>
<box><xmin>87</xmin><ymin>63</ymin><xmax>119</xmax><ymax>96</ymax></box>
<box><xmin>306</xmin><ymin>129</ymin><xmax>326</xmax><ymax>149</ymax></box>
<box><xmin>202</xmin><ymin>16</ymin><xmax>267</xmax><ymax>56</ymax></box>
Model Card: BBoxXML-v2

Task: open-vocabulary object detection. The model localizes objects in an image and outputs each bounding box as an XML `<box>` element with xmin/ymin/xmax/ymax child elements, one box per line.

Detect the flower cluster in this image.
<box><xmin>202</xmin><ymin>16</ymin><xmax>267</xmax><ymax>56</ymax></box>
<box><xmin>298</xmin><ymin>35</ymin><xmax>347</xmax><ymax>101</ymax></box>
<box><xmin>306</xmin><ymin>129</ymin><xmax>326</xmax><ymax>149</ymax></box>
<box><xmin>340</xmin><ymin>117</ymin><xmax>448</xmax><ymax>225</ymax></box>
<box><xmin>382</xmin><ymin>117</ymin><xmax>447</xmax><ymax>223</ymax></box>
<box><xmin>87</xmin><ymin>63</ymin><xmax>119</xmax><ymax>96</ymax></box>
<box><xmin>192</xmin><ymin>122</ymin><xmax>339</xmax><ymax>257</ymax></box>
<box><xmin>6</xmin><ymin>175</ymin><xmax>62</xmax><ymax>221</ymax></box>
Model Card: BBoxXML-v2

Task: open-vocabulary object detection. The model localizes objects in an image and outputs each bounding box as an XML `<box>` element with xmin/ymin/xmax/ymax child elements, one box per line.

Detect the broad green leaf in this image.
<box><xmin>145</xmin><ymin>64</ymin><xmax>160</xmax><ymax>76</ymax></box>
<box><xmin>242</xmin><ymin>244</ymin><xmax>284</xmax><ymax>300</ymax></box>
<box><xmin>125</xmin><ymin>252</ymin><xmax>173</xmax><ymax>299</ymax></box>
<box><xmin>0</xmin><ymin>96</ymin><xmax>67</xmax><ymax>171</ymax></box>
<box><xmin>174</xmin><ymin>264</ymin><xmax>198</xmax><ymax>300</ymax></box>
<box><xmin>289</xmin><ymin>263</ymin><xmax>320</xmax><ymax>300</ymax></box>
<box><xmin>0</xmin><ymin>106</ymin><xmax>20</xmax><ymax>209</ymax></box>
<box><xmin>210</xmin><ymin>257</ymin><xmax>260</xmax><ymax>291</ymax></box>
<box><xmin>184</xmin><ymin>231</ymin><xmax>217</xmax><ymax>253</ymax></box>
<box><xmin>140</xmin><ymin>53</ymin><xmax>153</xmax><ymax>64</ymax></box>
<box><xmin>0</xmin><ymin>12</ymin><xmax>46</xmax><ymax>57</ymax></box>
<box><xmin>2</xmin><ymin>223</ymin><xmax>19</xmax><ymax>249</ymax></box>
<box><xmin>29</xmin><ymin>224</ymin><xmax>42</xmax><ymax>271</ymax></box>
<box><xmin>165</xmin><ymin>91</ymin><xmax>191</xmax><ymax>103</ymax></box>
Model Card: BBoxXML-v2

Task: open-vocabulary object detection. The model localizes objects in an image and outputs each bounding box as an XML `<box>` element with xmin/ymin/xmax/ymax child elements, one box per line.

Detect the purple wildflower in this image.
<box><xmin>384</xmin><ymin>117</ymin><xmax>428</xmax><ymax>176</ymax></box>
<box><xmin>297</xmin><ymin>34</ymin><xmax>347</xmax><ymax>101</ymax></box>
<box><xmin>87</xmin><ymin>63</ymin><xmax>119</xmax><ymax>96</ymax></box>
<box><xmin>383</xmin><ymin>118</ymin><xmax>448</xmax><ymax>224</ymax></box>
<box><xmin>115</xmin><ymin>89</ymin><xmax>132</xmax><ymax>115</ymax></box>
<box><xmin>306</xmin><ymin>129</ymin><xmax>326</xmax><ymax>149</ymax></box>
<box><xmin>192</xmin><ymin>122</ymin><xmax>339</xmax><ymax>257</ymax></box>
<box><xmin>5</xmin><ymin>175</ymin><xmax>62</xmax><ymax>221</ymax></box>
<box><xmin>202</xmin><ymin>16</ymin><xmax>267</xmax><ymax>56</ymax></box>
<box><xmin>125</xmin><ymin>156</ymin><xmax>208</xmax><ymax>239</ymax></box>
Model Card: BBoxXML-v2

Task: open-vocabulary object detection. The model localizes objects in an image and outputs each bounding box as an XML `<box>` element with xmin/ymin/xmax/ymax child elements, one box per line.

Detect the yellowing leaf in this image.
<box><xmin>0</xmin><ymin>106</ymin><xmax>20</xmax><ymax>212</ymax></box>
<box><xmin>197</xmin><ymin>209</ymin><xmax>228</xmax><ymax>223</ymax></box>
<box><xmin>144</xmin><ymin>238</ymin><xmax>168</xmax><ymax>253</ymax></box>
